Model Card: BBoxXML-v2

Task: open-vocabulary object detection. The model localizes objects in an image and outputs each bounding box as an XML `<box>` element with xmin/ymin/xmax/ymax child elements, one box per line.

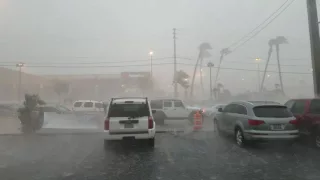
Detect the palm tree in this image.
<box><xmin>190</xmin><ymin>42</ymin><xmax>212</xmax><ymax>97</ymax></box>
<box><xmin>260</xmin><ymin>36</ymin><xmax>288</xmax><ymax>94</ymax></box>
<box><xmin>274</xmin><ymin>36</ymin><xmax>288</xmax><ymax>94</ymax></box>
<box><xmin>214</xmin><ymin>48</ymin><xmax>231</xmax><ymax>88</ymax></box>
<box><xmin>260</xmin><ymin>39</ymin><xmax>275</xmax><ymax>92</ymax></box>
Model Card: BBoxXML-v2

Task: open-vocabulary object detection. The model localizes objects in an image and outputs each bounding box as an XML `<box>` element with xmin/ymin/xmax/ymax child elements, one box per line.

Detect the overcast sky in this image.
<box><xmin>0</xmin><ymin>0</ymin><xmax>316</xmax><ymax>94</ymax></box>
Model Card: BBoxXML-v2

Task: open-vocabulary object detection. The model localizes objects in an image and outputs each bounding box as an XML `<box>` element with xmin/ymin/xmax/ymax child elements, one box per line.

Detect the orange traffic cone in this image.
<box><xmin>193</xmin><ymin>111</ymin><xmax>203</xmax><ymax>131</ymax></box>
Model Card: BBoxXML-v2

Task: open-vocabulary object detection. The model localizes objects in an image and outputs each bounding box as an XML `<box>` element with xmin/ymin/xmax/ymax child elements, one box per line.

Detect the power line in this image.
<box><xmin>228</xmin><ymin>0</ymin><xmax>291</xmax><ymax>48</ymax></box>
<box><xmin>176</xmin><ymin>57</ymin><xmax>310</xmax><ymax>67</ymax></box>
<box><xmin>232</xmin><ymin>0</ymin><xmax>296</xmax><ymax>52</ymax></box>
<box><xmin>0</xmin><ymin>57</ymin><xmax>173</xmax><ymax>65</ymax></box>
<box><xmin>0</xmin><ymin>62</ymin><xmax>311</xmax><ymax>75</ymax></box>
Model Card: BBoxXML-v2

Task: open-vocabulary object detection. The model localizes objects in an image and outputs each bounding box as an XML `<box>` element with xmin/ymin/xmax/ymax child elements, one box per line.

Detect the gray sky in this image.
<box><xmin>0</xmin><ymin>0</ymin><xmax>315</xmax><ymax>94</ymax></box>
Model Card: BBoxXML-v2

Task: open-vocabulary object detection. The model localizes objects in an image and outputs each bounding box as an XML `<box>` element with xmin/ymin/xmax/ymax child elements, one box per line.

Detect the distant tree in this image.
<box><xmin>53</xmin><ymin>80</ymin><xmax>69</xmax><ymax>102</ymax></box>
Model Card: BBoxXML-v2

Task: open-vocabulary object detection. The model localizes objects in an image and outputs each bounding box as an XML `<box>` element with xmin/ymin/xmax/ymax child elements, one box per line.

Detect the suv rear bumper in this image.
<box><xmin>104</xmin><ymin>128</ymin><xmax>156</xmax><ymax>140</ymax></box>
<box><xmin>244</xmin><ymin>130</ymin><xmax>299</xmax><ymax>140</ymax></box>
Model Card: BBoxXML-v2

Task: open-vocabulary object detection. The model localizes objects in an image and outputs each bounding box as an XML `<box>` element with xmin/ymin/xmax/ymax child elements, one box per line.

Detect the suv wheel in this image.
<box><xmin>315</xmin><ymin>134</ymin><xmax>320</xmax><ymax>149</ymax></box>
<box><xmin>235</xmin><ymin>128</ymin><xmax>246</xmax><ymax>147</ymax></box>
<box><xmin>147</xmin><ymin>138</ymin><xmax>155</xmax><ymax>148</ymax></box>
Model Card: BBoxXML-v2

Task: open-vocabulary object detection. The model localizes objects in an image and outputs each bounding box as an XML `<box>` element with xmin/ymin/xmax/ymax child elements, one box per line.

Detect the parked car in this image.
<box><xmin>72</xmin><ymin>100</ymin><xmax>104</xmax><ymax>112</ymax></box>
<box><xmin>284</xmin><ymin>98</ymin><xmax>320</xmax><ymax>148</ymax></box>
<box><xmin>103</xmin><ymin>97</ymin><xmax>156</xmax><ymax>148</ymax></box>
<box><xmin>150</xmin><ymin>99</ymin><xmax>203</xmax><ymax>125</ymax></box>
<box><xmin>214</xmin><ymin>101</ymin><xmax>299</xmax><ymax>147</ymax></box>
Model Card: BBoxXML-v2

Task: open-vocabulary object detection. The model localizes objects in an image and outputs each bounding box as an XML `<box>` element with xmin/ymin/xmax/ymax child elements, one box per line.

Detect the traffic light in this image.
<box><xmin>175</xmin><ymin>70</ymin><xmax>190</xmax><ymax>89</ymax></box>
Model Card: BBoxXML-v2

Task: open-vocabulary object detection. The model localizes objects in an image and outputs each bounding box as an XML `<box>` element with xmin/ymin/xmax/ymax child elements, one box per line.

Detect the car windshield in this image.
<box><xmin>253</xmin><ymin>106</ymin><xmax>292</xmax><ymax>118</ymax></box>
<box><xmin>108</xmin><ymin>103</ymin><xmax>149</xmax><ymax>117</ymax></box>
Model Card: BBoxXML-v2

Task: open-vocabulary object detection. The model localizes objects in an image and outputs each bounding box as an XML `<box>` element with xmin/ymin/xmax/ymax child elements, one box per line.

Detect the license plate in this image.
<box><xmin>124</xmin><ymin>123</ymin><xmax>134</xmax><ymax>128</ymax></box>
<box><xmin>270</xmin><ymin>124</ymin><xmax>284</xmax><ymax>130</ymax></box>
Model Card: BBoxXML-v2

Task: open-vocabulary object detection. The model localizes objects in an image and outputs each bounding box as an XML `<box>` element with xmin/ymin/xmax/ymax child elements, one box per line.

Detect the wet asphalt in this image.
<box><xmin>0</xmin><ymin>118</ymin><xmax>319</xmax><ymax>180</ymax></box>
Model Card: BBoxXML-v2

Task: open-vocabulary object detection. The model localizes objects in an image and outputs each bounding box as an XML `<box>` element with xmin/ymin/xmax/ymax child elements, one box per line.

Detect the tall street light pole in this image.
<box><xmin>149</xmin><ymin>51</ymin><xmax>154</xmax><ymax>78</ymax></box>
<box><xmin>307</xmin><ymin>0</ymin><xmax>320</xmax><ymax>97</ymax></box>
<box><xmin>255</xmin><ymin>58</ymin><xmax>261</xmax><ymax>92</ymax></box>
<box><xmin>173</xmin><ymin>28</ymin><xmax>178</xmax><ymax>98</ymax></box>
<box><xmin>16</xmin><ymin>63</ymin><xmax>24</xmax><ymax>103</ymax></box>
<box><xmin>207</xmin><ymin>62</ymin><xmax>214</xmax><ymax>99</ymax></box>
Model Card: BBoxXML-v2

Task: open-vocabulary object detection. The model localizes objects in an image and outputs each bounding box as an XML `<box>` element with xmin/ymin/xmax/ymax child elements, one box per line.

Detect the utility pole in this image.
<box><xmin>173</xmin><ymin>28</ymin><xmax>178</xmax><ymax>98</ymax></box>
<box><xmin>307</xmin><ymin>0</ymin><xmax>320</xmax><ymax>97</ymax></box>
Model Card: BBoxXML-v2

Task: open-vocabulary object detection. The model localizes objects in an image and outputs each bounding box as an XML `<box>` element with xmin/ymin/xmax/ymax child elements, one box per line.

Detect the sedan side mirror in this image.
<box><xmin>152</xmin><ymin>110</ymin><xmax>156</xmax><ymax>114</ymax></box>
<box><xmin>218</xmin><ymin>108</ymin><xmax>223</xmax><ymax>112</ymax></box>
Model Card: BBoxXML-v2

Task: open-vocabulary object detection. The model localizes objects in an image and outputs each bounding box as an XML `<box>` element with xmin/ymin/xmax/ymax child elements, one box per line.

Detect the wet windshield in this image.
<box><xmin>1</xmin><ymin>0</ymin><xmax>320</xmax><ymax>179</ymax></box>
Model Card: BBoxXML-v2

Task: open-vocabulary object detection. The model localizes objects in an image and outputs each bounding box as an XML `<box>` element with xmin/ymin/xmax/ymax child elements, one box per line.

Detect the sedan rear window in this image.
<box><xmin>253</xmin><ymin>106</ymin><xmax>292</xmax><ymax>118</ymax></box>
<box><xmin>108</xmin><ymin>103</ymin><xmax>149</xmax><ymax>117</ymax></box>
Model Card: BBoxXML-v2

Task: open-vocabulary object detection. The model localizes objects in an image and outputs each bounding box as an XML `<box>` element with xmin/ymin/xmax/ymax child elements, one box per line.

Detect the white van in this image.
<box><xmin>72</xmin><ymin>100</ymin><xmax>104</xmax><ymax>112</ymax></box>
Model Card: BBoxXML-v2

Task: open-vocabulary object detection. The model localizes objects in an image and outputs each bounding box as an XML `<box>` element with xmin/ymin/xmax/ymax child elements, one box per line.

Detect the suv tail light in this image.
<box><xmin>248</xmin><ymin>119</ymin><xmax>265</xmax><ymax>126</ymax></box>
<box><xmin>148</xmin><ymin>116</ymin><xmax>154</xmax><ymax>129</ymax></box>
<box><xmin>104</xmin><ymin>118</ymin><xmax>110</xmax><ymax>130</ymax></box>
<box><xmin>289</xmin><ymin>119</ymin><xmax>298</xmax><ymax>125</ymax></box>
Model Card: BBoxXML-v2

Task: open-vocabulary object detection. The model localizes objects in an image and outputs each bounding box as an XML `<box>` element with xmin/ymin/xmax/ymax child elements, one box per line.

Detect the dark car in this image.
<box><xmin>285</xmin><ymin>99</ymin><xmax>320</xmax><ymax>148</ymax></box>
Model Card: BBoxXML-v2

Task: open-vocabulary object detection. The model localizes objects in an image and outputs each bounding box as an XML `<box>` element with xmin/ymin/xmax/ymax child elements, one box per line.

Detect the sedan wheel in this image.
<box><xmin>235</xmin><ymin>129</ymin><xmax>245</xmax><ymax>147</ymax></box>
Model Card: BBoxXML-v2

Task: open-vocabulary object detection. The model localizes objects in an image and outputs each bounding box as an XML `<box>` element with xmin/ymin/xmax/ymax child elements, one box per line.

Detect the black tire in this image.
<box><xmin>235</xmin><ymin>127</ymin><xmax>246</xmax><ymax>147</ymax></box>
<box><xmin>188</xmin><ymin>113</ymin><xmax>194</xmax><ymax>124</ymax></box>
<box><xmin>147</xmin><ymin>138</ymin><xmax>155</xmax><ymax>148</ymax></box>
<box><xmin>314</xmin><ymin>133</ymin><xmax>320</xmax><ymax>149</ymax></box>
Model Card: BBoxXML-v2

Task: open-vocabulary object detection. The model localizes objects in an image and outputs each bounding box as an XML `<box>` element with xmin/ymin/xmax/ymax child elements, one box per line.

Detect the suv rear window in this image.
<box><xmin>73</xmin><ymin>102</ymin><xmax>82</xmax><ymax>108</ymax></box>
<box><xmin>108</xmin><ymin>103</ymin><xmax>149</xmax><ymax>117</ymax></box>
<box><xmin>253</xmin><ymin>106</ymin><xmax>292</xmax><ymax>118</ymax></box>
<box><xmin>309</xmin><ymin>99</ymin><xmax>320</xmax><ymax>114</ymax></box>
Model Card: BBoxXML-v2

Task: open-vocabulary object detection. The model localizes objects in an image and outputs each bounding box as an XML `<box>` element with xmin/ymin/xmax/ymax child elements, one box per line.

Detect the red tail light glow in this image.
<box><xmin>148</xmin><ymin>116</ymin><xmax>154</xmax><ymax>129</ymax></box>
<box><xmin>104</xmin><ymin>118</ymin><xmax>110</xmax><ymax>130</ymax></box>
<box><xmin>289</xmin><ymin>119</ymin><xmax>298</xmax><ymax>125</ymax></box>
<box><xmin>248</xmin><ymin>119</ymin><xmax>265</xmax><ymax>126</ymax></box>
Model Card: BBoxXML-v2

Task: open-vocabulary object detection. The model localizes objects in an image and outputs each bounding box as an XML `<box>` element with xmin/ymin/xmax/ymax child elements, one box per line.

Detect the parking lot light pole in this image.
<box><xmin>149</xmin><ymin>51</ymin><xmax>154</xmax><ymax>78</ymax></box>
<box><xmin>16</xmin><ymin>63</ymin><xmax>25</xmax><ymax>103</ymax></box>
<box><xmin>207</xmin><ymin>62</ymin><xmax>214</xmax><ymax>99</ymax></box>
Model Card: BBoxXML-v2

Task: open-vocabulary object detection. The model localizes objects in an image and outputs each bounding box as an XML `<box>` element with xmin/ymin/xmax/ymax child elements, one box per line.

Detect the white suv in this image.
<box><xmin>103</xmin><ymin>97</ymin><xmax>156</xmax><ymax>148</ymax></box>
<box><xmin>72</xmin><ymin>100</ymin><xmax>104</xmax><ymax>112</ymax></box>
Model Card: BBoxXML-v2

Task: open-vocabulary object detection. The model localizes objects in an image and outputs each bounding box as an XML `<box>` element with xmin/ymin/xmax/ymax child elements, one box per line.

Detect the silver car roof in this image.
<box><xmin>231</xmin><ymin>101</ymin><xmax>284</xmax><ymax>108</ymax></box>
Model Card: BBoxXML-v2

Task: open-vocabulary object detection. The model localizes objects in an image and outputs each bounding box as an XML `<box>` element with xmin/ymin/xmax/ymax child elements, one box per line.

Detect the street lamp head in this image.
<box><xmin>149</xmin><ymin>51</ymin><xmax>154</xmax><ymax>56</ymax></box>
<box><xmin>255</xmin><ymin>58</ymin><xmax>261</xmax><ymax>61</ymax></box>
<box><xmin>16</xmin><ymin>63</ymin><xmax>24</xmax><ymax>67</ymax></box>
